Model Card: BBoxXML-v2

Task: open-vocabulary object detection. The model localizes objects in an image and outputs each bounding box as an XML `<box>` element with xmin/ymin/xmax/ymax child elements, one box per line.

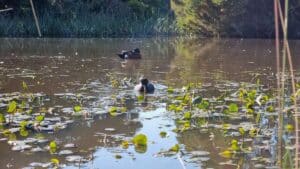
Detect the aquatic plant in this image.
<box><xmin>169</xmin><ymin>144</ymin><xmax>179</xmax><ymax>152</ymax></box>
<box><xmin>51</xmin><ymin>158</ymin><xmax>60</xmax><ymax>167</ymax></box>
<box><xmin>132</xmin><ymin>134</ymin><xmax>147</xmax><ymax>147</ymax></box>
<box><xmin>159</xmin><ymin>131</ymin><xmax>167</xmax><ymax>138</ymax></box>
<box><xmin>49</xmin><ymin>141</ymin><xmax>58</xmax><ymax>154</ymax></box>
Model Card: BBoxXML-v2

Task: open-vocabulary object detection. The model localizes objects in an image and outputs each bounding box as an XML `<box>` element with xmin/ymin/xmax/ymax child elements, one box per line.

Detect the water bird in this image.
<box><xmin>117</xmin><ymin>48</ymin><xmax>141</xmax><ymax>59</ymax></box>
<box><xmin>134</xmin><ymin>78</ymin><xmax>155</xmax><ymax>94</ymax></box>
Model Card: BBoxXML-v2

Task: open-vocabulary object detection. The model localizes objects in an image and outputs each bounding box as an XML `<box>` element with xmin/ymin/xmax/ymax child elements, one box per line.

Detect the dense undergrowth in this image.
<box><xmin>1</xmin><ymin>0</ymin><xmax>300</xmax><ymax>38</ymax></box>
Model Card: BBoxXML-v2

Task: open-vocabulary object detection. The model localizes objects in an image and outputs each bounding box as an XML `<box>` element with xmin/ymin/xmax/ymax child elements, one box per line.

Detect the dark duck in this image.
<box><xmin>134</xmin><ymin>78</ymin><xmax>155</xmax><ymax>94</ymax></box>
<box><xmin>117</xmin><ymin>48</ymin><xmax>141</xmax><ymax>59</ymax></box>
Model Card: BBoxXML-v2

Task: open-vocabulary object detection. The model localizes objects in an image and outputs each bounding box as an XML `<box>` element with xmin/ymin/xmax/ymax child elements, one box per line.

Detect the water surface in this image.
<box><xmin>0</xmin><ymin>38</ymin><xmax>299</xmax><ymax>169</ymax></box>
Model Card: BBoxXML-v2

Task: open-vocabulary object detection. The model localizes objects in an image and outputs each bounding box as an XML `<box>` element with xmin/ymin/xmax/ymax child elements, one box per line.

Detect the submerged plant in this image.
<box><xmin>159</xmin><ymin>131</ymin><xmax>167</xmax><ymax>138</ymax></box>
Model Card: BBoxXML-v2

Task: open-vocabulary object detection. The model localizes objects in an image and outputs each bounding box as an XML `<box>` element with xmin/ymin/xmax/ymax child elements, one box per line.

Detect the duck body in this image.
<box><xmin>134</xmin><ymin>78</ymin><xmax>155</xmax><ymax>94</ymax></box>
<box><xmin>117</xmin><ymin>48</ymin><xmax>141</xmax><ymax>59</ymax></box>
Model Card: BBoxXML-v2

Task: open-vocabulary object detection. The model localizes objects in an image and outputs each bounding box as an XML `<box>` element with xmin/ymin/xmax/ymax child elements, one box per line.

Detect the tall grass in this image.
<box><xmin>0</xmin><ymin>1</ymin><xmax>176</xmax><ymax>37</ymax></box>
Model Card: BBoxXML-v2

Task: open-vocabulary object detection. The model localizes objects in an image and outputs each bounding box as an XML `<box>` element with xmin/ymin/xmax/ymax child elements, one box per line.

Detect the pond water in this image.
<box><xmin>0</xmin><ymin>38</ymin><xmax>299</xmax><ymax>169</ymax></box>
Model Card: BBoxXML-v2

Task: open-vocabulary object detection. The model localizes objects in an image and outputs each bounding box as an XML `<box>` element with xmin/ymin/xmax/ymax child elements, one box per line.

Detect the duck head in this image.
<box><xmin>133</xmin><ymin>48</ymin><xmax>140</xmax><ymax>53</ymax></box>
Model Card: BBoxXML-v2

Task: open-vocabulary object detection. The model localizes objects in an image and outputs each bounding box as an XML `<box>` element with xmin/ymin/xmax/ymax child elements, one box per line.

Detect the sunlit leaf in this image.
<box><xmin>238</xmin><ymin>127</ymin><xmax>245</xmax><ymax>136</ymax></box>
<box><xmin>222</xmin><ymin>124</ymin><xmax>231</xmax><ymax>130</ymax></box>
<box><xmin>219</xmin><ymin>150</ymin><xmax>232</xmax><ymax>158</ymax></box>
<box><xmin>49</xmin><ymin>140</ymin><xmax>57</xmax><ymax>153</ymax></box>
<box><xmin>197</xmin><ymin>100</ymin><xmax>209</xmax><ymax>110</ymax></box>
<box><xmin>7</xmin><ymin>101</ymin><xmax>17</xmax><ymax>114</ymax></box>
<box><xmin>228</xmin><ymin>103</ymin><xmax>238</xmax><ymax>113</ymax></box>
<box><xmin>137</xmin><ymin>95</ymin><xmax>144</xmax><ymax>102</ymax></box>
<box><xmin>231</xmin><ymin>139</ymin><xmax>239</xmax><ymax>151</ymax></box>
<box><xmin>20</xmin><ymin>100</ymin><xmax>26</xmax><ymax>109</ymax></box>
<box><xmin>35</xmin><ymin>115</ymin><xmax>44</xmax><ymax>123</ymax></box>
<box><xmin>183</xmin><ymin>112</ymin><xmax>191</xmax><ymax>120</ymax></box>
<box><xmin>183</xmin><ymin>121</ymin><xmax>191</xmax><ymax>130</ymax></box>
<box><xmin>169</xmin><ymin>144</ymin><xmax>179</xmax><ymax>152</ymax></box>
<box><xmin>197</xmin><ymin>118</ymin><xmax>207</xmax><ymax>126</ymax></box>
<box><xmin>22</xmin><ymin>81</ymin><xmax>28</xmax><ymax>90</ymax></box>
<box><xmin>8</xmin><ymin>133</ymin><xmax>16</xmax><ymax>141</ymax></box>
<box><xmin>20</xmin><ymin>128</ymin><xmax>29</xmax><ymax>137</ymax></box>
<box><xmin>74</xmin><ymin>105</ymin><xmax>82</xmax><ymax>112</ymax></box>
<box><xmin>168</xmin><ymin>104</ymin><xmax>183</xmax><ymax>112</ymax></box>
<box><xmin>121</xmin><ymin>140</ymin><xmax>129</xmax><ymax>149</ymax></box>
<box><xmin>0</xmin><ymin>114</ymin><xmax>6</xmax><ymax>123</ymax></box>
<box><xmin>266</xmin><ymin>106</ymin><xmax>274</xmax><ymax>112</ymax></box>
<box><xmin>132</xmin><ymin>134</ymin><xmax>147</xmax><ymax>146</ymax></box>
<box><xmin>20</xmin><ymin>121</ymin><xmax>28</xmax><ymax>128</ymax></box>
<box><xmin>167</xmin><ymin>87</ymin><xmax>174</xmax><ymax>93</ymax></box>
<box><xmin>285</xmin><ymin>124</ymin><xmax>294</xmax><ymax>132</ymax></box>
<box><xmin>120</xmin><ymin>107</ymin><xmax>127</xmax><ymax>113</ymax></box>
<box><xmin>3</xmin><ymin>129</ymin><xmax>11</xmax><ymax>135</ymax></box>
<box><xmin>249</xmin><ymin>128</ymin><xmax>258</xmax><ymax>137</ymax></box>
<box><xmin>109</xmin><ymin>106</ymin><xmax>118</xmax><ymax>116</ymax></box>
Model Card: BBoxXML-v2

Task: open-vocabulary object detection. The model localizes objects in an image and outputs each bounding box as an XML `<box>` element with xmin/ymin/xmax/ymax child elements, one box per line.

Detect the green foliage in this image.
<box><xmin>238</xmin><ymin>127</ymin><xmax>245</xmax><ymax>136</ymax></box>
<box><xmin>168</xmin><ymin>104</ymin><xmax>183</xmax><ymax>112</ymax></box>
<box><xmin>249</xmin><ymin>128</ymin><xmax>258</xmax><ymax>137</ymax></box>
<box><xmin>109</xmin><ymin>106</ymin><xmax>118</xmax><ymax>116</ymax></box>
<box><xmin>167</xmin><ymin>87</ymin><xmax>174</xmax><ymax>93</ymax></box>
<box><xmin>74</xmin><ymin>105</ymin><xmax>82</xmax><ymax>112</ymax></box>
<box><xmin>35</xmin><ymin>115</ymin><xmax>44</xmax><ymax>123</ymax></box>
<box><xmin>169</xmin><ymin>144</ymin><xmax>180</xmax><ymax>152</ymax></box>
<box><xmin>132</xmin><ymin>134</ymin><xmax>147</xmax><ymax>146</ymax></box>
<box><xmin>183</xmin><ymin>112</ymin><xmax>191</xmax><ymax>120</ymax></box>
<box><xmin>285</xmin><ymin>124</ymin><xmax>294</xmax><ymax>133</ymax></box>
<box><xmin>20</xmin><ymin>121</ymin><xmax>28</xmax><ymax>128</ymax></box>
<box><xmin>7</xmin><ymin>101</ymin><xmax>17</xmax><ymax>114</ymax></box>
<box><xmin>2</xmin><ymin>0</ymin><xmax>300</xmax><ymax>38</ymax></box>
<box><xmin>0</xmin><ymin>114</ymin><xmax>6</xmax><ymax>123</ymax></box>
<box><xmin>49</xmin><ymin>141</ymin><xmax>57</xmax><ymax>153</ymax></box>
<box><xmin>231</xmin><ymin>139</ymin><xmax>239</xmax><ymax>151</ymax></box>
<box><xmin>197</xmin><ymin>100</ymin><xmax>210</xmax><ymax>110</ymax></box>
<box><xmin>20</xmin><ymin>128</ymin><xmax>29</xmax><ymax>137</ymax></box>
<box><xmin>121</xmin><ymin>140</ymin><xmax>129</xmax><ymax>149</ymax></box>
<box><xmin>266</xmin><ymin>106</ymin><xmax>274</xmax><ymax>112</ymax></box>
<box><xmin>22</xmin><ymin>81</ymin><xmax>28</xmax><ymax>90</ymax></box>
<box><xmin>228</xmin><ymin>103</ymin><xmax>238</xmax><ymax>113</ymax></box>
<box><xmin>219</xmin><ymin>150</ymin><xmax>232</xmax><ymax>158</ymax></box>
<box><xmin>137</xmin><ymin>95</ymin><xmax>145</xmax><ymax>102</ymax></box>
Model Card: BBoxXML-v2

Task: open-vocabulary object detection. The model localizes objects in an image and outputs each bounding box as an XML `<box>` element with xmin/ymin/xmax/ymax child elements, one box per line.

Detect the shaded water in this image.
<box><xmin>0</xmin><ymin>38</ymin><xmax>299</xmax><ymax>169</ymax></box>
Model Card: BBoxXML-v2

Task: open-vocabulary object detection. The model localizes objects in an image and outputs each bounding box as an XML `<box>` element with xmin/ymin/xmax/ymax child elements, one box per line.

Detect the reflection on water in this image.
<box><xmin>0</xmin><ymin>38</ymin><xmax>299</xmax><ymax>169</ymax></box>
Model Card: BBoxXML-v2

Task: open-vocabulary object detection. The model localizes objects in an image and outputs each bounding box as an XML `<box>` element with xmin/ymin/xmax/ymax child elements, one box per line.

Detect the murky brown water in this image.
<box><xmin>0</xmin><ymin>38</ymin><xmax>299</xmax><ymax>169</ymax></box>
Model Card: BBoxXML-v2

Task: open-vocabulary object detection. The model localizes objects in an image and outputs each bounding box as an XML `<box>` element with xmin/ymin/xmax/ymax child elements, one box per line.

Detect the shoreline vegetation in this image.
<box><xmin>0</xmin><ymin>0</ymin><xmax>300</xmax><ymax>38</ymax></box>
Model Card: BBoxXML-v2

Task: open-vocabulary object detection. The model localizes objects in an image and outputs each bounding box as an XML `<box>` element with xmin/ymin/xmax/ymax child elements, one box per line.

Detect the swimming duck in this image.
<box><xmin>117</xmin><ymin>48</ymin><xmax>141</xmax><ymax>59</ymax></box>
<box><xmin>134</xmin><ymin>78</ymin><xmax>155</xmax><ymax>94</ymax></box>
